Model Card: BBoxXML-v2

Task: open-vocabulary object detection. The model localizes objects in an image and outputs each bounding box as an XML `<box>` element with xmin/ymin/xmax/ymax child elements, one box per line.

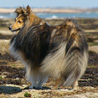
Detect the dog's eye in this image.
<box><xmin>18</xmin><ymin>21</ymin><xmax>21</xmax><ymax>23</ymax></box>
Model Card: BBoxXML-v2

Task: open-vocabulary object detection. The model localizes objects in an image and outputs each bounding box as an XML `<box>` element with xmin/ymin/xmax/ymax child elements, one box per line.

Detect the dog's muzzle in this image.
<box><xmin>9</xmin><ymin>25</ymin><xmax>20</xmax><ymax>33</ymax></box>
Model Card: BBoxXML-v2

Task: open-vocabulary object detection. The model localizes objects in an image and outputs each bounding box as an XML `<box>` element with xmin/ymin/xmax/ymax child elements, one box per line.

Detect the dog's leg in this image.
<box><xmin>53</xmin><ymin>77</ymin><xmax>61</xmax><ymax>89</ymax></box>
<box><xmin>72</xmin><ymin>80</ymin><xmax>78</xmax><ymax>90</ymax></box>
<box><xmin>29</xmin><ymin>76</ymin><xmax>37</xmax><ymax>89</ymax></box>
<box><xmin>37</xmin><ymin>74</ymin><xmax>48</xmax><ymax>89</ymax></box>
<box><xmin>25</xmin><ymin>67</ymin><xmax>36</xmax><ymax>89</ymax></box>
<box><xmin>29</xmin><ymin>72</ymin><xmax>48</xmax><ymax>89</ymax></box>
<box><xmin>28</xmin><ymin>71</ymin><xmax>38</xmax><ymax>89</ymax></box>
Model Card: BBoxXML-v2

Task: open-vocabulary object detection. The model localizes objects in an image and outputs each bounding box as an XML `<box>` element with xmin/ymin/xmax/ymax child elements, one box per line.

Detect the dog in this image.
<box><xmin>9</xmin><ymin>6</ymin><xmax>88</xmax><ymax>89</ymax></box>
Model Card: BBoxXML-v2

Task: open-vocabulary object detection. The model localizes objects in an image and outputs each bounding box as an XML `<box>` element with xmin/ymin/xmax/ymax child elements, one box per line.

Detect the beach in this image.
<box><xmin>0</xmin><ymin>8</ymin><xmax>80</xmax><ymax>13</ymax></box>
<box><xmin>0</xmin><ymin>8</ymin><xmax>98</xmax><ymax>13</ymax></box>
<box><xmin>0</xmin><ymin>18</ymin><xmax>98</xmax><ymax>97</ymax></box>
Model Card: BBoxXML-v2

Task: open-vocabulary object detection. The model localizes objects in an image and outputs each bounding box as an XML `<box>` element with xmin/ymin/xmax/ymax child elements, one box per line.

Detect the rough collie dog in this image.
<box><xmin>9</xmin><ymin>6</ymin><xmax>88</xmax><ymax>89</ymax></box>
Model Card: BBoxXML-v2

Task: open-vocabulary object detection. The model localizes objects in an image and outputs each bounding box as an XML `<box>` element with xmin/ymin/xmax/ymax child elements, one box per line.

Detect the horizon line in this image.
<box><xmin>0</xmin><ymin>6</ymin><xmax>98</xmax><ymax>9</ymax></box>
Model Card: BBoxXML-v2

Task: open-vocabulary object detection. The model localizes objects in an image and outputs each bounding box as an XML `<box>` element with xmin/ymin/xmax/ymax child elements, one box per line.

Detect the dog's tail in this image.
<box><xmin>63</xmin><ymin>27</ymin><xmax>88</xmax><ymax>86</ymax></box>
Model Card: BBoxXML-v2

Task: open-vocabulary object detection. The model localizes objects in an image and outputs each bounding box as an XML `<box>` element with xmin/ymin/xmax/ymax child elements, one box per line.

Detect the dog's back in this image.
<box><xmin>41</xmin><ymin>19</ymin><xmax>88</xmax><ymax>89</ymax></box>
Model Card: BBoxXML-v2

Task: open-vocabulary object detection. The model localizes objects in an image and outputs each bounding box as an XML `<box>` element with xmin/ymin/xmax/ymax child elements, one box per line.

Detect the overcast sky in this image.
<box><xmin>0</xmin><ymin>0</ymin><xmax>98</xmax><ymax>8</ymax></box>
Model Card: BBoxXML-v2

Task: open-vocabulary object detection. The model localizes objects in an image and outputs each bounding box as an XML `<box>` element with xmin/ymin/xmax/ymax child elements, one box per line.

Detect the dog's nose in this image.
<box><xmin>9</xmin><ymin>25</ymin><xmax>12</xmax><ymax>30</ymax></box>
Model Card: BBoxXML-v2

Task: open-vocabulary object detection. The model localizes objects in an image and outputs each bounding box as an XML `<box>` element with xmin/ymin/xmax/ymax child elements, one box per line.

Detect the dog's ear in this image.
<box><xmin>15</xmin><ymin>7</ymin><xmax>27</xmax><ymax>16</ymax></box>
<box><xmin>15</xmin><ymin>7</ymin><xmax>22</xmax><ymax>15</ymax></box>
<box><xmin>26</xmin><ymin>5</ymin><xmax>31</xmax><ymax>15</ymax></box>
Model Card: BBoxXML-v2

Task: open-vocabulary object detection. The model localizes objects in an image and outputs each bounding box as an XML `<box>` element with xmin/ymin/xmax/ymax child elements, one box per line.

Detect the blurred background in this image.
<box><xmin>0</xmin><ymin>0</ymin><xmax>98</xmax><ymax>97</ymax></box>
<box><xmin>0</xmin><ymin>0</ymin><xmax>98</xmax><ymax>19</ymax></box>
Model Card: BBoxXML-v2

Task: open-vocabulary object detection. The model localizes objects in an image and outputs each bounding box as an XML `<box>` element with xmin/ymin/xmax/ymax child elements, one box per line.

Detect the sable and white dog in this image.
<box><xmin>9</xmin><ymin>6</ymin><xmax>88</xmax><ymax>89</ymax></box>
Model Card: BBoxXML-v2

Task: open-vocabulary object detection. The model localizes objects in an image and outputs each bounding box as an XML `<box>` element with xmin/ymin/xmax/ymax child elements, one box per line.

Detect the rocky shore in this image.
<box><xmin>0</xmin><ymin>18</ymin><xmax>98</xmax><ymax>98</ymax></box>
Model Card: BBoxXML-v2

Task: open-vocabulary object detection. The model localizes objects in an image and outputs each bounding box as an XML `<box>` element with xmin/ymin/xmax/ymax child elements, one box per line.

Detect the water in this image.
<box><xmin>0</xmin><ymin>12</ymin><xmax>98</xmax><ymax>19</ymax></box>
<box><xmin>37</xmin><ymin>12</ymin><xmax>98</xmax><ymax>19</ymax></box>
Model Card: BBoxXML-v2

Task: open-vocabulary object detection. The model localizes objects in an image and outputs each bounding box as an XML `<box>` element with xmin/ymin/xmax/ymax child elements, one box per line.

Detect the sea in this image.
<box><xmin>0</xmin><ymin>12</ymin><xmax>98</xmax><ymax>19</ymax></box>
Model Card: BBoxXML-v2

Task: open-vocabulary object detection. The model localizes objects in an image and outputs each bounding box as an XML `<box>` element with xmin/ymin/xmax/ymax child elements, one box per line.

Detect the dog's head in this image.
<box><xmin>9</xmin><ymin>6</ymin><xmax>33</xmax><ymax>33</ymax></box>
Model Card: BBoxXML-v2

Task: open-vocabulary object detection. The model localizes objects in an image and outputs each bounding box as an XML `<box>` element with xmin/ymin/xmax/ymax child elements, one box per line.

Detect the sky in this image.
<box><xmin>0</xmin><ymin>0</ymin><xmax>98</xmax><ymax>8</ymax></box>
